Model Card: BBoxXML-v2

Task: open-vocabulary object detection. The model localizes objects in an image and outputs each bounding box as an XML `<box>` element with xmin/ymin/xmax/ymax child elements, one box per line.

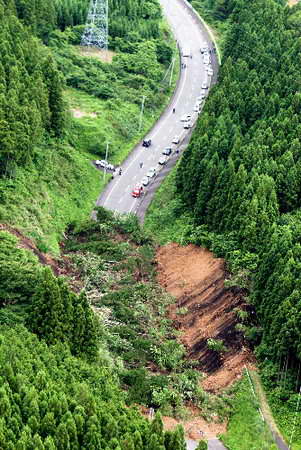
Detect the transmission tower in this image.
<box><xmin>81</xmin><ymin>0</ymin><xmax>108</xmax><ymax>50</ymax></box>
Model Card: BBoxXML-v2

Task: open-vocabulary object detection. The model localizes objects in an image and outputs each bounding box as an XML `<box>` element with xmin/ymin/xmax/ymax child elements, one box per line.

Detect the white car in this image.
<box><xmin>96</xmin><ymin>160</ymin><xmax>108</xmax><ymax>168</ymax></box>
<box><xmin>146</xmin><ymin>167</ymin><xmax>157</xmax><ymax>178</ymax></box>
<box><xmin>183</xmin><ymin>121</ymin><xmax>192</xmax><ymax>129</ymax></box>
<box><xmin>159</xmin><ymin>156</ymin><xmax>168</xmax><ymax>165</ymax></box>
<box><xmin>141</xmin><ymin>176</ymin><xmax>149</xmax><ymax>186</ymax></box>
<box><xmin>193</xmin><ymin>104</ymin><xmax>200</xmax><ymax>113</ymax></box>
<box><xmin>207</xmin><ymin>67</ymin><xmax>213</xmax><ymax>76</ymax></box>
<box><xmin>201</xmin><ymin>81</ymin><xmax>208</xmax><ymax>89</ymax></box>
<box><xmin>107</xmin><ymin>163</ymin><xmax>114</xmax><ymax>171</ymax></box>
<box><xmin>180</xmin><ymin>114</ymin><xmax>192</xmax><ymax>122</ymax></box>
<box><xmin>200</xmin><ymin>90</ymin><xmax>207</xmax><ymax>99</ymax></box>
<box><xmin>203</xmin><ymin>55</ymin><xmax>210</xmax><ymax>65</ymax></box>
<box><xmin>172</xmin><ymin>135</ymin><xmax>180</xmax><ymax>144</ymax></box>
<box><xmin>197</xmin><ymin>96</ymin><xmax>204</xmax><ymax>102</ymax></box>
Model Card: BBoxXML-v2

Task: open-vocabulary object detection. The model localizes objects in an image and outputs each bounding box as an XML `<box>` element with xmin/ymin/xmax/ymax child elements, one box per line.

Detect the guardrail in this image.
<box><xmin>181</xmin><ymin>0</ymin><xmax>221</xmax><ymax>65</ymax></box>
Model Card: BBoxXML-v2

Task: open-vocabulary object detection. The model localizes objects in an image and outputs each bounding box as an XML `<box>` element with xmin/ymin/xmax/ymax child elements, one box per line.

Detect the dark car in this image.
<box><xmin>163</xmin><ymin>147</ymin><xmax>172</xmax><ymax>156</ymax></box>
<box><xmin>142</xmin><ymin>139</ymin><xmax>152</xmax><ymax>147</ymax></box>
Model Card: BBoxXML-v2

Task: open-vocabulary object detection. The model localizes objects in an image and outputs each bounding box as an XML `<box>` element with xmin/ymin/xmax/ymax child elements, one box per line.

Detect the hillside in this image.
<box><xmin>145</xmin><ymin>0</ymin><xmax>301</xmax><ymax>447</ymax></box>
<box><xmin>0</xmin><ymin>0</ymin><xmax>177</xmax><ymax>253</ymax></box>
<box><xmin>1</xmin><ymin>0</ymin><xmax>301</xmax><ymax>448</ymax></box>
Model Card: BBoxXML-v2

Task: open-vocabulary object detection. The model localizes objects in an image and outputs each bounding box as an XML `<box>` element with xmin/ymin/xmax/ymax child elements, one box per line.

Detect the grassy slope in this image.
<box><xmin>0</xmin><ymin>25</ymin><xmax>179</xmax><ymax>254</ymax></box>
<box><xmin>220</xmin><ymin>376</ymin><xmax>274</xmax><ymax>450</ymax></box>
<box><xmin>0</xmin><ymin>143</ymin><xmax>106</xmax><ymax>254</ymax></box>
<box><xmin>144</xmin><ymin>167</ymin><xmax>194</xmax><ymax>244</ymax></box>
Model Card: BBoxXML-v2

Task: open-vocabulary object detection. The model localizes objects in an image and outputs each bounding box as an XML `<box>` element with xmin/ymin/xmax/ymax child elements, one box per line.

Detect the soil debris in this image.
<box><xmin>156</xmin><ymin>243</ymin><xmax>254</xmax><ymax>393</ymax></box>
<box><xmin>0</xmin><ymin>224</ymin><xmax>82</xmax><ymax>290</ymax></box>
<box><xmin>71</xmin><ymin>108</ymin><xmax>97</xmax><ymax>119</ymax></box>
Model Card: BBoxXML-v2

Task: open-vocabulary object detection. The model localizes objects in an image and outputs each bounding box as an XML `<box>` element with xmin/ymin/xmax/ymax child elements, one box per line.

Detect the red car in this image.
<box><xmin>131</xmin><ymin>185</ymin><xmax>143</xmax><ymax>198</ymax></box>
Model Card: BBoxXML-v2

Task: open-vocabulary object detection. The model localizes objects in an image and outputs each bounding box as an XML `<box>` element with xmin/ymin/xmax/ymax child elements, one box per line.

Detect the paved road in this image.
<box><xmin>96</xmin><ymin>0</ymin><xmax>217</xmax><ymax>214</ymax></box>
<box><xmin>186</xmin><ymin>438</ymin><xmax>227</xmax><ymax>450</ymax></box>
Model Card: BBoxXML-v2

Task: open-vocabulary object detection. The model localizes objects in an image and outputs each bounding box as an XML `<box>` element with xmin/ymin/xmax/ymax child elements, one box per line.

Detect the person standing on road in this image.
<box><xmin>139</xmin><ymin>162</ymin><xmax>143</xmax><ymax>168</ymax></box>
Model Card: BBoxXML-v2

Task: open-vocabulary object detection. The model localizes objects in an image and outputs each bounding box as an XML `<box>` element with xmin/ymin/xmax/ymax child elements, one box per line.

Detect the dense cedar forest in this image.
<box><xmin>176</xmin><ymin>0</ymin><xmax>301</xmax><ymax>435</ymax></box>
<box><xmin>1</xmin><ymin>0</ymin><xmax>301</xmax><ymax>446</ymax></box>
<box><xmin>0</xmin><ymin>0</ymin><xmax>190</xmax><ymax>448</ymax></box>
<box><xmin>0</xmin><ymin>211</ymin><xmax>196</xmax><ymax>449</ymax></box>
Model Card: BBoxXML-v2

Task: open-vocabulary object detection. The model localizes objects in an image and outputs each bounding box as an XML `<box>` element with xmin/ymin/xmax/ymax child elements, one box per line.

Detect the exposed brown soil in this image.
<box><xmin>78</xmin><ymin>47</ymin><xmax>116</xmax><ymax>63</ymax></box>
<box><xmin>288</xmin><ymin>0</ymin><xmax>299</xmax><ymax>6</ymax></box>
<box><xmin>71</xmin><ymin>108</ymin><xmax>97</xmax><ymax>119</ymax></box>
<box><xmin>156</xmin><ymin>243</ymin><xmax>255</xmax><ymax>393</ymax></box>
<box><xmin>162</xmin><ymin>412</ymin><xmax>226</xmax><ymax>440</ymax></box>
<box><xmin>0</xmin><ymin>224</ymin><xmax>83</xmax><ymax>290</ymax></box>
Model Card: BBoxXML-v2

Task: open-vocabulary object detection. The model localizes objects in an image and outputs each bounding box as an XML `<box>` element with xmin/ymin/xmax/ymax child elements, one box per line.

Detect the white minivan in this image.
<box><xmin>182</xmin><ymin>48</ymin><xmax>191</xmax><ymax>57</ymax></box>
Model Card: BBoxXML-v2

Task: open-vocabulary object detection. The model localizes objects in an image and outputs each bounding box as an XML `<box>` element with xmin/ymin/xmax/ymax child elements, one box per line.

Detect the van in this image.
<box><xmin>182</xmin><ymin>48</ymin><xmax>191</xmax><ymax>57</ymax></box>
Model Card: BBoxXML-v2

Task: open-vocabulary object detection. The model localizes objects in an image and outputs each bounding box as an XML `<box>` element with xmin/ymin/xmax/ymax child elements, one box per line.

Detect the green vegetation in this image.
<box><xmin>0</xmin><ymin>324</ymin><xmax>189</xmax><ymax>449</ymax></box>
<box><xmin>146</xmin><ymin>0</ymin><xmax>301</xmax><ymax>446</ymax></box>
<box><xmin>220</xmin><ymin>376</ymin><xmax>274</xmax><ymax>449</ymax></box>
<box><xmin>0</xmin><ymin>0</ymin><xmax>179</xmax><ymax>252</ymax></box>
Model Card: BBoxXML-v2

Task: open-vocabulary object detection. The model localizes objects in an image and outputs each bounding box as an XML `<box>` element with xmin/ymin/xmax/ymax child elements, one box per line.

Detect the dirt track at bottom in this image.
<box><xmin>156</xmin><ymin>243</ymin><xmax>254</xmax><ymax>392</ymax></box>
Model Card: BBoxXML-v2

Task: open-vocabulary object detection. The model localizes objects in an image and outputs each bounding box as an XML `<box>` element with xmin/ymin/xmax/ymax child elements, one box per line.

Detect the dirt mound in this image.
<box><xmin>156</xmin><ymin>243</ymin><xmax>254</xmax><ymax>392</ymax></box>
<box><xmin>162</xmin><ymin>412</ymin><xmax>226</xmax><ymax>440</ymax></box>
<box><xmin>0</xmin><ymin>224</ymin><xmax>82</xmax><ymax>289</ymax></box>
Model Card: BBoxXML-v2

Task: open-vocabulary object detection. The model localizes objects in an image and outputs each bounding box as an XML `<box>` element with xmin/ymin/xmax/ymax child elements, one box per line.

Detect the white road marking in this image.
<box><xmin>129</xmin><ymin>201</ymin><xmax>136</xmax><ymax>213</ymax></box>
<box><xmin>102</xmin><ymin>0</ymin><xmax>214</xmax><ymax>210</ymax></box>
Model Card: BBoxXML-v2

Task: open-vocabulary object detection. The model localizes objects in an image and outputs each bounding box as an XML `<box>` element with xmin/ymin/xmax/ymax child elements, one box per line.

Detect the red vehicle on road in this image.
<box><xmin>131</xmin><ymin>184</ymin><xmax>143</xmax><ymax>198</ymax></box>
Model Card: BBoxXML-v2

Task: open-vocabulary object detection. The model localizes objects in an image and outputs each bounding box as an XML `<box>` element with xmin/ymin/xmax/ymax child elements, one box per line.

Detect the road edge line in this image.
<box><xmin>181</xmin><ymin>0</ymin><xmax>221</xmax><ymax>65</ymax></box>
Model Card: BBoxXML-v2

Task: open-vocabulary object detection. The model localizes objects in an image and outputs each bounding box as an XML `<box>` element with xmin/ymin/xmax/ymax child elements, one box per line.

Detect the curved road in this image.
<box><xmin>96</xmin><ymin>0</ymin><xmax>218</xmax><ymax>214</ymax></box>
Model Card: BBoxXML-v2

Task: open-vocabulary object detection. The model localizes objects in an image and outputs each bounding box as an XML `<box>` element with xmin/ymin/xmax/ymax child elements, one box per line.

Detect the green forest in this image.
<box><xmin>0</xmin><ymin>214</ymin><xmax>197</xmax><ymax>449</ymax></box>
<box><xmin>146</xmin><ymin>0</ymin><xmax>301</xmax><ymax>445</ymax></box>
<box><xmin>1</xmin><ymin>0</ymin><xmax>301</xmax><ymax>447</ymax></box>
<box><xmin>0</xmin><ymin>0</ymin><xmax>176</xmax><ymax>252</ymax></box>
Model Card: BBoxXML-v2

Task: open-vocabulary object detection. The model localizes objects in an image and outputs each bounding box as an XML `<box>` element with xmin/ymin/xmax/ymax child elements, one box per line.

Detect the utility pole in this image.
<box><xmin>138</xmin><ymin>96</ymin><xmax>146</xmax><ymax>133</ymax></box>
<box><xmin>81</xmin><ymin>0</ymin><xmax>108</xmax><ymax>50</ymax></box>
<box><xmin>103</xmin><ymin>141</ymin><xmax>109</xmax><ymax>182</ymax></box>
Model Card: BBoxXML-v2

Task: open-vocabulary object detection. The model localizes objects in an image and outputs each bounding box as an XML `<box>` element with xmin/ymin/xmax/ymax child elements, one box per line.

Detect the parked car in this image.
<box><xmin>200</xmin><ymin>46</ymin><xmax>208</xmax><ymax>54</ymax></box>
<box><xmin>146</xmin><ymin>167</ymin><xmax>157</xmax><ymax>178</ymax></box>
<box><xmin>193</xmin><ymin>104</ymin><xmax>200</xmax><ymax>113</ymax></box>
<box><xmin>107</xmin><ymin>163</ymin><xmax>114</xmax><ymax>171</ymax></box>
<box><xmin>206</xmin><ymin>67</ymin><xmax>213</xmax><ymax>76</ymax></box>
<box><xmin>163</xmin><ymin>147</ymin><xmax>172</xmax><ymax>155</ymax></box>
<box><xmin>183</xmin><ymin>121</ymin><xmax>192</xmax><ymax>129</ymax></box>
<box><xmin>131</xmin><ymin>184</ymin><xmax>143</xmax><ymax>198</ymax></box>
<box><xmin>159</xmin><ymin>156</ymin><xmax>168</xmax><ymax>165</ymax></box>
<box><xmin>141</xmin><ymin>176</ymin><xmax>149</xmax><ymax>186</ymax></box>
<box><xmin>201</xmin><ymin>81</ymin><xmax>208</xmax><ymax>89</ymax></box>
<box><xmin>172</xmin><ymin>136</ymin><xmax>180</xmax><ymax>144</ymax></box>
<box><xmin>182</xmin><ymin>48</ymin><xmax>191</xmax><ymax>57</ymax></box>
<box><xmin>96</xmin><ymin>160</ymin><xmax>108</xmax><ymax>168</ymax></box>
<box><xmin>180</xmin><ymin>114</ymin><xmax>192</xmax><ymax>122</ymax></box>
<box><xmin>142</xmin><ymin>139</ymin><xmax>152</xmax><ymax>147</ymax></box>
<box><xmin>200</xmin><ymin>90</ymin><xmax>207</xmax><ymax>99</ymax></box>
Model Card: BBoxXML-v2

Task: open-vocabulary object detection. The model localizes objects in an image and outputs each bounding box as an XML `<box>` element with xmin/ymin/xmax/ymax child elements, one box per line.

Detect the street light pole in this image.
<box><xmin>138</xmin><ymin>95</ymin><xmax>146</xmax><ymax>133</ymax></box>
<box><xmin>103</xmin><ymin>141</ymin><xmax>109</xmax><ymax>182</ymax></box>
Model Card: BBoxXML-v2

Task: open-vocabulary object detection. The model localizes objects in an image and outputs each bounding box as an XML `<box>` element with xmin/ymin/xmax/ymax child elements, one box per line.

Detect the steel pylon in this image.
<box><xmin>81</xmin><ymin>0</ymin><xmax>108</xmax><ymax>50</ymax></box>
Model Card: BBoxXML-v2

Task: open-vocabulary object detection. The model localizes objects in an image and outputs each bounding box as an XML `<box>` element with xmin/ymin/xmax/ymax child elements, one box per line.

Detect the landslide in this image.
<box><xmin>156</xmin><ymin>243</ymin><xmax>255</xmax><ymax>393</ymax></box>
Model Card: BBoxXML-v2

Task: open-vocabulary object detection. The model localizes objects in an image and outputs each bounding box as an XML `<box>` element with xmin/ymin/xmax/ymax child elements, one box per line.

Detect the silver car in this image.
<box><xmin>141</xmin><ymin>176</ymin><xmax>149</xmax><ymax>186</ymax></box>
<box><xmin>146</xmin><ymin>167</ymin><xmax>157</xmax><ymax>178</ymax></box>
